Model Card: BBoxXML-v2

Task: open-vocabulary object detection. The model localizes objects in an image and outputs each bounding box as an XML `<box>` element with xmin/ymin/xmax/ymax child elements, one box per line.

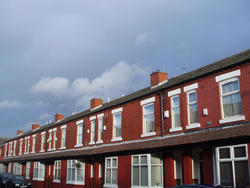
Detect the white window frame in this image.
<box><xmin>8</xmin><ymin>142</ymin><xmax>13</xmax><ymax>156</ymax></box>
<box><xmin>111</xmin><ymin>108</ymin><xmax>123</xmax><ymax>142</ymax></box>
<box><xmin>186</xmin><ymin>90</ymin><xmax>200</xmax><ymax>129</ymax></box>
<box><xmin>40</xmin><ymin>132</ymin><xmax>45</xmax><ymax>152</ymax></box>
<box><xmin>53</xmin><ymin>160</ymin><xmax>61</xmax><ymax>183</ymax></box>
<box><xmin>66</xmin><ymin>160</ymin><xmax>85</xmax><ymax>185</ymax></box>
<box><xmin>75</xmin><ymin>120</ymin><xmax>83</xmax><ymax>147</ymax></box>
<box><xmin>169</xmin><ymin>95</ymin><xmax>182</xmax><ymax>132</ymax></box>
<box><xmin>26</xmin><ymin>162</ymin><xmax>30</xmax><ymax>179</ymax></box>
<box><xmin>48</xmin><ymin>130</ymin><xmax>52</xmax><ymax>151</ymax></box>
<box><xmin>131</xmin><ymin>154</ymin><xmax>163</xmax><ymax>188</ymax></box>
<box><xmin>104</xmin><ymin>157</ymin><xmax>118</xmax><ymax>188</ymax></box>
<box><xmin>32</xmin><ymin>135</ymin><xmax>36</xmax><ymax>153</ymax></box>
<box><xmin>217</xmin><ymin>77</ymin><xmax>245</xmax><ymax>124</ymax></box>
<box><xmin>90</xmin><ymin>116</ymin><xmax>96</xmax><ymax>145</ymax></box>
<box><xmin>60</xmin><ymin>125</ymin><xmax>67</xmax><ymax>149</ymax></box>
<box><xmin>19</xmin><ymin>139</ymin><xmax>23</xmax><ymax>155</ymax></box>
<box><xmin>8</xmin><ymin>163</ymin><xmax>12</xmax><ymax>173</ymax></box>
<box><xmin>4</xmin><ymin>143</ymin><xmax>8</xmax><ymax>157</ymax></box>
<box><xmin>13</xmin><ymin>163</ymin><xmax>22</xmax><ymax>175</ymax></box>
<box><xmin>216</xmin><ymin>144</ymin><xmax>249</xmax><ymax>187</ymax></box>
<box><xmin>53</xmin><ymin>128</ymin><xmax>57</xmax><ymax>150</ymax></box>
<box><xmin>97</xmin><ymin>113</ymin><xmax>104</xmax><ymax>144</ymax></box>
<box><xmin>13</xmin><ymin>140</ymin><xmax>17</xmax><ymax>156</ymax></box>
<box><xmin>33</xmin><ymin>162</ymin><xmax>45</xmax><ymax>181</ymax></box>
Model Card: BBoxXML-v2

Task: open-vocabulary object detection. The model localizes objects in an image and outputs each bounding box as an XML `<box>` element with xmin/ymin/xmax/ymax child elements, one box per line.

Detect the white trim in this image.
<box><xmin>89</xmin><ymin>141</ymin><xmax>95</xmax><ymax>145</ymax></box>
<box><xmin>168</xmin><ymin>88</ymin><xmax>181</xmax><ymax>97</ymax></box>
<box><xmin>32</xmin><ymin>178</ymin><xmax>45</xmax><ymax>181</ymax></box>
<box><xmin>140</xmin><ymin>97</ymin><xmax>155</xmax><ymax>106</ymax></box>
<box><xmin>61</xmin><ymin>125</ymin><xmax>67</xmax><ymax>129</ymax></box>
<box><xmin>66</xmin><ymin>181</ymin><xmax>85</xmax><ymax>185</ymax></box>
<box><xmin>186</xmin><ymin>123</ymin><xmax>200</xmax><ymax>129</ymax></box>
<box><xmin>32</xmin><ymin>135</ymin><xmax>36</xmax><ymax>138</ymax></box>
<box><xmin>91</xmin><ymin>104</ymin><xmax>103</xmax><ymax>111</ymax></box>
<box><xmin>219</xmin><ymin>115</ymin><xmax>245</xmax><ymax>124</ymax></box>
<box><xmin>215</xmin><ymin>69</ymin><xmax>240</xmax><ymax>82</ymax></box>
<box><xmin>76</xmin><ymin>120</ymin><xmax>84</xmax><ymax>125</ymax></box>
<box><xmin>90</xmin><ymin>116</ymin><xmax>96</xmax><ymax>121</ymax></box>
<box><xmin>53</xmin><ymin>180</ymin><xmax>61</xmax><ymax>183</ymax></box>
<box><xmin>59</xmin><ymin>146</ymin><xmax>66</xmax><ymax>150</ymax></box>
<box><xmin>184</xmin><ymin>83</ymin><xmax>198</xmax><ymax>92</ymax></box>
<box><xmin>96</xmin><ymin>140</ymin><xmax>103</xmax><ymax>144</ymax></box>
<box><xmin>74</xmin><ymin>144</ymin><xmax>83</xmax><ymax>148</ymax></box>
<box><xmin>140</xmin><ymin>132</ymin><xmax>156</xmax><ymax>138</ymax></box>
<box><xmin>169</xmin><ymin>127</ymin><xmax>182</xmax><ymax>132</ymax></box>
<box><xmin>97</xmin><ymin>113</ymin><xmax>104</xmax><ymax>118</ymax></box>
<box><xmin>151</xmin><ymin>79</ymin><xmax>168</xmax><ymax>89</ymax></box>
<box><xmin>111</xmin><ymin>137</ymin><xmax>122</xmax><ymax>142</ymax></box>
<box><xmin>112</xmin><ymin>107</ymin><xmax>123</xmax><ymax>114</ymax></box>
<box><xmin>103</xmin><ymin>184</ymin><xmax>118</xmax><ymax>188</ymax></box>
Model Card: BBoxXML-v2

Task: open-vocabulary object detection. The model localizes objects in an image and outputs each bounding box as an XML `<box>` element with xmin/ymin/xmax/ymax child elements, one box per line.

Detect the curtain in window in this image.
<box><xmin>222</xmin><ymin>93</ymin><xmax>242</xmax><ymax>117</ymax></box>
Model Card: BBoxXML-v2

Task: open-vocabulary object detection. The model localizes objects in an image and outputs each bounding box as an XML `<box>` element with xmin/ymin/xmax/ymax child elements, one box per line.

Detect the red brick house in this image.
<box><xmin>0</xmin><ymin>50</ymin><xmax>250</xmax><ymax>188</ymax></box>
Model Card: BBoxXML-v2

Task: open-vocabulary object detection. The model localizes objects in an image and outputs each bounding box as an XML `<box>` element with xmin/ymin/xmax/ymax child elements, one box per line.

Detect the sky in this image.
<box><xmin>0</xmin><ymin>0</ymin><xmax>249</xmax><ymax>137</ymax></box>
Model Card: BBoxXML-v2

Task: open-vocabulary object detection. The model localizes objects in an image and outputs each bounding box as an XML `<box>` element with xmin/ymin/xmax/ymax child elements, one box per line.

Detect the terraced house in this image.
<box><xmin>0</xmin><ymin>50</ymin><xmax>250</xmax><ymax>188</ymax></box>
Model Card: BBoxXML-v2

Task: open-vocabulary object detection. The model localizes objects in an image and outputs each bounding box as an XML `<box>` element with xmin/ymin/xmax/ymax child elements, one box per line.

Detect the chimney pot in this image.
<box><xmin>90</xmin><ymin>98</ymin><xmax>103</xmax><ymax>109</ymax></box>
<box><xmin>54</xmin><ymin>113</ymin><xmax>64</xmax><ymax>122</ymax></box>
<box><xmin>17</xmin><ymin>130</ymin><xmax>23</xmax><ymax>136</ymax></box>
<box><xmin>150</xmin><ymin>71</ymin><xmax>168</xmax><ymax>87</ymax></box>
<box><xmin>32</xmin><ymin>123</ymin><xmax>40</xmax><ymax>130</ymax></box>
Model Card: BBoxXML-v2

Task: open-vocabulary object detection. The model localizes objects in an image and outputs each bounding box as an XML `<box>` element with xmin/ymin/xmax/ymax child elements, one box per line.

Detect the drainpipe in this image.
<box><xmin>159</xmin><ymin>91</ymin><xmax>164</xmax><ymax>137</ymax></box>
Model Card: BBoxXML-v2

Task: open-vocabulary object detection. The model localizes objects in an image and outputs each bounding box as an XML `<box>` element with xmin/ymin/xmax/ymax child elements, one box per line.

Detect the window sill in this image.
<box><xmin>74</xmin><ymin>144</ymin><xmax>83</xmax><ymax>148</ymax></box>
<box><xmin>66</xmin><ymin>181</ymin><xmax>85</xmax><ymax>185</ymax></box>
<box><xmin>33</xmin><ymin>178</ymin><xmax>45</xmax><ymax>181</ymax></box>
<box><xmin>169</xmin><ymin>127</ymin><xmax>182</xmax><ymax>133</ymax></box>
<box><xmin>111</xmin><ymin>137</ymin><xmax>122</xmax><ymax>142</ymax></box>
<box><xmin>186</xmin><ymin>123</ymin><xmax>200</xmax><ymax>129</ymax></box>
<box><xmin>219</xmin><ymin>115</ymin><xmax>245</xmax><ymax>124</ymax></box>
<box><xmin>53</xmin><ymin>180</ymin><xmax>60</xmax><ymax>183</ymax></box>
<box><xmin>96</xmin><ymin>140</ymin><xmax>103</xmax><ymax>144</ymax></box>
<box><xmin>104</xmin><ymin>183</ymin><xmax>118</xmax><ymax>188</ymax></box>
<box><xmin>40</xmin><ymin>150</ymin><xmax>45</xmax><ymax>153</ymax></box>
<box><xmin>89</xmin><ymin>141</ymin><xmax>95</xmax><ymax>145</ymax></box>
<box><xmin>140</xmin><ymin>132</ymin><xmax>156</xmax><ymax>138</ymax></box>
<box><xmin>59</xmin><ymin>146</ymin><xmax>66</xmax><ymax>150</ymax></box>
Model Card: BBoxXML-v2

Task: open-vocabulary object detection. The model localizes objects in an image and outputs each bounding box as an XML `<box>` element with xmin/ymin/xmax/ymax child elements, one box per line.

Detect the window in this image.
<box><xmin>32</xmin><ymin>135</ymin><xmax>36</xmax><ymax>153</ymax></box>
<box><xmin>90</xmin><ymin>120</ymin><xmax>95</xmax><ymax>144</ymax></box>
<box><xmin>48</xmin><ymin>130</ymin><xmax>52</xmax><ymax>150</ymax></box>
<box><xmin>19</xmin><ymin>139</ymin><xmax>23</xmax><ymax>155</ymax></box>
<box><xmin>75</xmin><ymin>120</ymin><xmax>83</xmax><ymax>147</ymax></box>
<box><xmin>33</xmin><ymin>162</ymin><xmax>45</xmax><ymax>180</ymax></box>
<box><xmin>105</xmin><ymin>157</ymin><xmax>118</xmax><ymax>186</ymax></box>
<box><xmin>24</xmin><ymin>137</ymin><xmax>30</xmax><ymax>154</ymax></box>
<box><xmin>99</xmin><ymin>163</ymin><xmax>102</xmax><ymax>178</ymax></box>
<box><xmin>216</xmin><ymin>144</ymin><xmax>249</xmax><ymax>187</ymax></box>
<box><xmin>54</xmin><ymin>160</ymin><xmax>61</xmax><ymax>182</ymax></box>
<box><xmin>67</xmin><ymin>160</ymin><xmax>85</xmax><ymax>185</ymax></box>
<box><xmin>4</xmin><ymin>143</ymin><xmax>8</xmax><ymax>157</ymax></box>
<box><xmin>216</xmin><ymin>69</ymin><xmax>244</xmax><ymax>124</ymax></box>
<box><xmin>97</xmin><ymin>114</ymin><xmax>104</xmax><ymax>143</ymax></box>
<box><xmin>13</xmin><ymin>163</ymin><xmax>22</xmax><ymax>175</ymax></box>
<box><xmin>132</xmin><ymin>154</ymin><xmax>163</xmax><ymax>187</ymax></box>
<box><xmin>60</xmin><ymin>125</ymin><xmax>67</xmax><ymax>149</ymax></box>
<box><xmin>13</xmin><ymin>141</ymin><xmax>17</xmax><ymax>156</ymax></box>
<box><xmin>171</xmin><ymin>96</ymin><xmax>181</xmax><ymax>129</ymax></box>
<box><xmin>26</xmin><ymin>162</ymin><xmax>30</xmax><ymax>179</ymax></box>
<box><xmin>8</xmin><ymin>163</ymin><xmax>12</xmax><ymax>173</ymax></box>
<box><xmin>8</xmin><ymin>142</ymin><xmax>13</xmax><ymax>156</ymax></box>
<box><xmin>41</xmin><ymin>132</ymin><xmax>45</xmax><ymax>152</ymax></box>
<box><xmin>187</xmin><ymin>91</ymin><xmax>198</xmax><ymax>124</ymax></box>
<box><xmin>111</xmin><ymin>107</ymin><xmax>123</xmax><ymax>141</ymax></box>
<box><xmin>0</xmin><ymin>164</ymin><xmax>6</xmax><ymax>173</ymax></box>
<box><xmin>140</xmin><ymin>97</ymin><xmax>156</xmax><ymax>137</ymax></box>
<box><xmin>53</xmin><ymin>129</ymin><xmax>57</xmax><ymax>150</ymax></box>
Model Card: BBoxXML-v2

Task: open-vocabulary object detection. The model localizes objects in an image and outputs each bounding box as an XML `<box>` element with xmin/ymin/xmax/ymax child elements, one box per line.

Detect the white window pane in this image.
<box><xmin>133</xmin><ymin>156</ymin><xmax>139</xmax><ymax>165</ymax></box>
<box><xmin>112</xmin><ymin>159</ymin><xmax>117</xmax><ymax>167</ymax></box>
<box><xmin>112</xmin><ymin>169</ymin><xmax>117</xmax><ymax>184</ymax></box>
<box><xmin>173</xmin><ymin>108</ymin><xmax>181</xmax><ymax>127</ymax></box>
<box><xmin>222</xmin><ymin>93</ymin><xmax>242</xmax><ymax>117</ymax></box>
<box><xmin>141</xmin><ymin>166</ymin><xmax>148</xmax><ymax>186</ymax></box>
<box><xmin>189</xmin><ymin>103</ymin><xmax>198</xmax><ymax>123</ymax></box>
<box><xmin>133</xmin><ymin>167</ymin><xmax>139</xmax><ymax>186</ymax></box>
<box><xmin>151</xmin><ymin>166</ymin><xmax>162</xmax><ymax>186</ymax></box>
<box><xmin>222</xmin><ymin>81</ymin><xmax>239</xmax><ymax>94</ymax></box>
<box><xmin>151</xmin><ymin>155</ymin><xmax>161</xmax><ymax>164</ymax></box>
<box><xmin>141</xmin><ymin>156</ymin><xmax>147</xmax><ymax>164</ymax></box>
<box><xmin>172</xmin><ymin>96</ymin><xmax>179</xmax><ymax>107</ymax></box>
<box><xmin>144</xmin><ymin>104</ymin><xmax>154</xmax><ymax>114</ymax></box>
<box><xmin>106</xmin><ymin>169</ymin><xmax>111</xmax><ymax>183</ymax></box>
<box><xmin>189</xmin><ymin>92</ymin><xmax>197</xmax><ymax>103</ymax></box>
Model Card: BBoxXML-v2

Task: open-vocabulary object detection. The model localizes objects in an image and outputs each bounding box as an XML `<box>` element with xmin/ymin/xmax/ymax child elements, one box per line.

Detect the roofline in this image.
<box><xmin>5</xmin><ymin>49</ymin><xmax>250</xmax><ymax>143</ymax></box>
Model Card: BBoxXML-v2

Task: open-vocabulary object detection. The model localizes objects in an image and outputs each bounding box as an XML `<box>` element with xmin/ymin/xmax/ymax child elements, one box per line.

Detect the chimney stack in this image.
<box><xmin>91</xmin><ymin>98</ymin><xmax>103</xmax><ymax>109</ymax></box>
<box><xmin>17</xmin><ymin>130</ymin><xmax>23</xmax><ymax>136</ymax></box>
<box><xmin>150</xmin><ymin>70</ymin><xmax>168</xmax><ymax>87</ymax></box>
<box><xmin>54</xmin><ymin>113</ymin><xmax>64</xmax><ymax>122</ymax></box>
<box><xmin>32</xmin><ymin>123</ymin><xmax>40</xmax><ymax>130</ymax></box>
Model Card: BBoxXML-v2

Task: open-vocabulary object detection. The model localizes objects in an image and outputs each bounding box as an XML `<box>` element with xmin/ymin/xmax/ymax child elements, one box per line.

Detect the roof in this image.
<box><xmin>0</xmin><ymin>138</ymin><xmax>10</xmax><ymax>147</ymax></box>
<box><xmin>2</xmin><ymin>121</ymin><xmax>250</xmax><ymax>163</ymax></box>
<box><xmin>5</xmin><ymin>49</ymin><xmax>250</xmax><ymax>142</ymax></box>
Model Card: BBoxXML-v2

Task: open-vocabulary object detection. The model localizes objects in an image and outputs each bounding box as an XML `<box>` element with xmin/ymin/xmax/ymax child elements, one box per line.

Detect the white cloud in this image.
<box><xmin>0</xmin><ymin>100</ymin><xmax>22</xmax><ymax>108</ymax></box>
<box><xmin>136</xmin><ymin>32</ymin><xmax>154</xmax><ymax>46</ymax></box>
<box><xmin>38</xmin><ymin>113</ymin><xmax>52</xmax><ymax>121</ymax></box>
<box><xmin>30</xmin><ymin>61</ymin><xmax>148</xmax><ymax>108</ymax></box>
<box><xmin>30</xmin><ymin>77</ymin><xmax>69</xmax><ymax>97</ymax></box>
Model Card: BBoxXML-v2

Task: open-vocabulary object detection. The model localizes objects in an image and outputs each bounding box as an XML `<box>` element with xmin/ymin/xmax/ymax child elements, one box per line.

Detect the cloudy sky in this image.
<box><xmin>0</xmin><ymin>0</ymin><xmax>249</xmax><ymax>137</ymax></box>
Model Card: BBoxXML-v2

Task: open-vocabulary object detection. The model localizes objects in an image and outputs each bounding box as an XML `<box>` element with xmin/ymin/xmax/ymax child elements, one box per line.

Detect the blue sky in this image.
<box><xmin>0</xmin><ymin>0</ymin><xmax>249</xmax><ymax>137</ymax></box>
